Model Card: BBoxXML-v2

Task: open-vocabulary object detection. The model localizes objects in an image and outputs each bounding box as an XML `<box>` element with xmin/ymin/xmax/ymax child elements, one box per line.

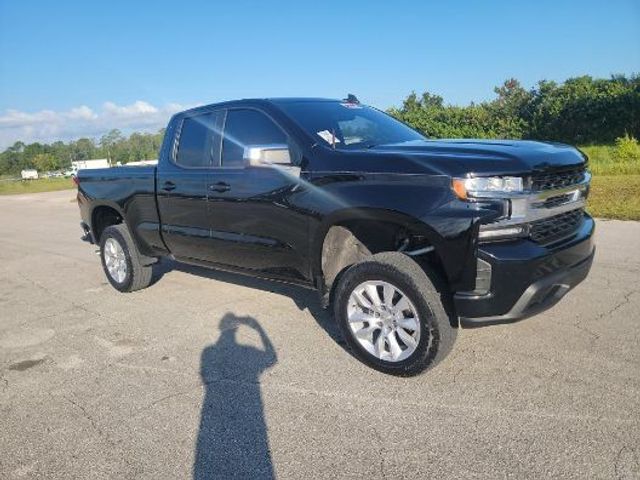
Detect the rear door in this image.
<box><xmin>204</xmin><ymin>108</ymin><xmax>309</xmax><ymax>280</ymax></box>
<box><xmin>156</xmin><ymin>110</ymin><xmax>223</xmax><ymax>261</ymax></box>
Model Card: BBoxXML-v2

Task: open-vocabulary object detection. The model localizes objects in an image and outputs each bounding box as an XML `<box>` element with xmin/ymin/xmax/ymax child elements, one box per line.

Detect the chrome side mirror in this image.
<box><xmin>243</xmin><ymin>144</ymin><xmax>292</xmax><ymax>167</ymax></box>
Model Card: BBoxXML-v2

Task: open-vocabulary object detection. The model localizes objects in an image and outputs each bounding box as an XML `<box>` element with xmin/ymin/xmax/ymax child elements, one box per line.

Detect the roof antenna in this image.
<box><xmin>343</xmin><ymin>94</ymin><xmax>360</xmax><ymax>104</ymax></box>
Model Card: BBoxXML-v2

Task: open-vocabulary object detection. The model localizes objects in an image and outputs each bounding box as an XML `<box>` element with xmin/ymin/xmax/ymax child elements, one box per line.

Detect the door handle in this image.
<box><xmin>162</xmin><ymin>181</ymin><xmax>176</xmax><ymax>192</ymax></box>
<box><xmin>209</xmin><ymin>182</ymin><xmax>230</xmax><ymax>193</ymax></box>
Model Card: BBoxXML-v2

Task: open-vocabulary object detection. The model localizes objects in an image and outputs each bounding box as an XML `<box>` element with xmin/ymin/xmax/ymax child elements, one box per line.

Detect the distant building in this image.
<box><xmin>71</xmin><ymin>159</ymin><xmax>110</xmax><ymax>174</ymax></box>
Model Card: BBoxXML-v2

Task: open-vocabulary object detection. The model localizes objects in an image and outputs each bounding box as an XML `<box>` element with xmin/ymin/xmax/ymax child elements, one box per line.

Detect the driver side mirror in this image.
<box><xmin>243</xmin><ymin>144</ymin><xmax>292</xmax><ymax>167</ymax></box>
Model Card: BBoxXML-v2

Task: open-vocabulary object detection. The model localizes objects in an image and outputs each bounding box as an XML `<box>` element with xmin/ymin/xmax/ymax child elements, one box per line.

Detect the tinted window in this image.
<box><xmin>222</xmin><ymin>109</ymin><xmax>287</xmax><ymax>167</ymax></box>
<box><xmin>176</xmin><ymin>113</ymin><xmax>218</xmax><ymax>167</ymax></box>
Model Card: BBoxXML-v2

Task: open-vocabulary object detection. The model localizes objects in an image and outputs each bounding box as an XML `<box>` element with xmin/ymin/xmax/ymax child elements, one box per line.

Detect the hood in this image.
<box><xmin>320</xmin><ymin>139</ymin><xmax>587</xmax><ymax>177</ymax></box>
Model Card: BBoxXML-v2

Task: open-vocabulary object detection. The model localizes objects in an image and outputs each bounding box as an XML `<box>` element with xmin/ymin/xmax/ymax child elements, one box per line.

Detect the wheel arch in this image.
<box><xmin>311</xmin><ymin>208</ymin><xmax>448</xmax><ymax>301</ymax></box>
<box><xmin>90</xmin><ymin>202</ymin><xmax>126</xmax><ymax>244</ymax></box>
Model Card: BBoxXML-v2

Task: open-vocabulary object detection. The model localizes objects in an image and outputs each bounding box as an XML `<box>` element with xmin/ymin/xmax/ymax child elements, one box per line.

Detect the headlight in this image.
<box><xmin>452</xmin><ymin>176</ymin><xmax>524</xmax><ymax>200</ymax></box>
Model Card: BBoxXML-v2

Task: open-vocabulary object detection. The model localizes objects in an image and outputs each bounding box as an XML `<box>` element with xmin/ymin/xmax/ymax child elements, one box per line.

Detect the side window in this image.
<box><xmin>175</xmin><ymin>113</ymin><xmax>219</xmax><ymax>167</ymax></box>
<box><xmin>222</xmin><ymin>109</ymin><xmax>288</xmax><ymax>168</ymax></box>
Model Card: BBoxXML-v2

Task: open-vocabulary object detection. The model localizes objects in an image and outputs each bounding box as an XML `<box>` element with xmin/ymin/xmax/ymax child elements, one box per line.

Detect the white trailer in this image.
<box><xmin>120</xmin><ymin>160</ymin><xmax>158</xmax><ymax>167</ymax></box>
<box><xmin>21</xmin><ymin>169</ymin><xmax>39</xmax><ymax>180</ymax></box>
<box><xmin>71</xmin><ymin>159</ymin><xmax>110</xmax><ymax>174</ymax></box>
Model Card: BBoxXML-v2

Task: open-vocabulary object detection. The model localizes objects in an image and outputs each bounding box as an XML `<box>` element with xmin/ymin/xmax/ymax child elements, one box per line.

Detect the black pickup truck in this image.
<box><xmin>77</xmin><ymin>97</ymin><xmax>595</xmax><ymax>376</ymax></box>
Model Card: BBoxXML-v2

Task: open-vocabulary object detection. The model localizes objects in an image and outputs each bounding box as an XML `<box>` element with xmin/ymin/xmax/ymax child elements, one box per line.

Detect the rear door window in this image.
<box><xmin>175</xmin><ymin>112</ymin><xmax>221</xmax><ymax>167</ymax></box>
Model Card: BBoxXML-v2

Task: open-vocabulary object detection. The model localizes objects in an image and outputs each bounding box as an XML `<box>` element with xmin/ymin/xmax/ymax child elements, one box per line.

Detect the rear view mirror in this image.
<box><xmin>243</xmin><ymin>144</ymin><xmax>292</xmax><ymax>167</ymax></box>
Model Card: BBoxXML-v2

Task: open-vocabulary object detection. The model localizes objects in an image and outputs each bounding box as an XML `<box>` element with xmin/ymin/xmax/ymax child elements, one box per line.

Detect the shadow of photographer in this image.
<box><xmin>194</xmin><ymin>313</ymin><xmax>277</xmax><ymax>479</ymax></box>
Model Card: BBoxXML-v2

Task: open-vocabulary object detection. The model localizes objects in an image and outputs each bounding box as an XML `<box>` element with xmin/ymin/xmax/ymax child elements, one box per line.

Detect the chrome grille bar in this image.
<box><xmin>477</xmin><ymin>172</ymin><xmax>590</xmax><ymax>241</ymax></box>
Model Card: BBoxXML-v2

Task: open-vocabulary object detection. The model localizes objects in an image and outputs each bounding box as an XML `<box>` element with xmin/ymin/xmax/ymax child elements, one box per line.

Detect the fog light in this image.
<box><xmin>473</xmin><ymin>258</ymin><xmax>492</xmax><ymax>295</ymax></box>
<box><xmin>478</xmin><ymin>225</ymin><xmax>527</xmax><ymax>241</ymax></box>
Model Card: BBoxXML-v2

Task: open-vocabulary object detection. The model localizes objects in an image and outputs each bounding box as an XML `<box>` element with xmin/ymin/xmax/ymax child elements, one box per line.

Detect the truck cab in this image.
<box><xmin>77</xmin><ymin>97</ymin><xmax>595</xmax><ymax>376</ymax></box>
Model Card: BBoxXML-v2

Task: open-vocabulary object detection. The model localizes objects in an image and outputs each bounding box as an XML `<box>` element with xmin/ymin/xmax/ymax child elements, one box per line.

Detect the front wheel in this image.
<box><xmin>333</xmin><ymin>252</ymin><xmax>456</xmax><ymax>376</ymax></box>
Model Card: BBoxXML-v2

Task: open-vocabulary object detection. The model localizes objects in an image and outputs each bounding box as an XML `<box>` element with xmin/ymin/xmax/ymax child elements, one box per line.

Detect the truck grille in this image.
<box><xmin>529</xmin><ymin>208</ymin><xmax>585</xmax><ymax>244</ymax></box>
<box><xmin>541</xmin><ymin>192</ymin><xmax>574</xmax><ymax>209</ymax></box>
<box><xmin>531</xmin><ymin>165</ymin><xmax>586</xmax><ymax>191</ymax></box>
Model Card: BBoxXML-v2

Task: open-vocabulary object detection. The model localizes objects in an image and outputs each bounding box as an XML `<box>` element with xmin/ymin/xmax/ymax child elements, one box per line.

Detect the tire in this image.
<box><xmin>100</xmin><ymin>224</ymin><xmax>153</xmax><ymax>292</ymax></box>
<box><xmin>333</xmin><ymin>252</ymin><xmax>456</xmax><ymax>376</ymax></box>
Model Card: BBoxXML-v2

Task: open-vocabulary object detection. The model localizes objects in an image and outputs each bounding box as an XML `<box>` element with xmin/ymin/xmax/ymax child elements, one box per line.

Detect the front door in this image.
<box><xmin>205</xmin><ymin>108</ymin><xmax>309</xmax><ymax>281</ymax></box>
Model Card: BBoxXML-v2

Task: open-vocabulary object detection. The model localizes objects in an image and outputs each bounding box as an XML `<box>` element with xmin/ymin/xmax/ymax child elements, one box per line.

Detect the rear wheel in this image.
<box><xmin>100</xmin><ymin>224</ymin><xmax>153</xmax><ymax>292</ymax></box>
<box><xmin>333</xmin><ymin>252</ymin><xmax>456</xmax><ymax>376</ymax></box>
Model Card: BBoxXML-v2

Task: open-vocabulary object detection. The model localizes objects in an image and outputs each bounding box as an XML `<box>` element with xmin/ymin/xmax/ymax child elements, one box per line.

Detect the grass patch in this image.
<box><xmin>580</xmin><ymin>144</ymin><xmax>640</xmax><ymax>175</ymax></box>
<box><xmin>0</xmin><ymin>177</ymin><xmax>75</xmax><ymax>195</ymax></box>
<box><xmin>588</xmin><ymin>174</ymin><xmax>640</xmax><ymax>221</ymax></box>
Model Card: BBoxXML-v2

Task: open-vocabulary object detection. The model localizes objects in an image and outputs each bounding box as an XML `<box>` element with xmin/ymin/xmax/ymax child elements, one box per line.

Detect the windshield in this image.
<box><xmin>276</xmin><ymin>101</ymin><xmax>426</xmax><ymax>149</ymax></box>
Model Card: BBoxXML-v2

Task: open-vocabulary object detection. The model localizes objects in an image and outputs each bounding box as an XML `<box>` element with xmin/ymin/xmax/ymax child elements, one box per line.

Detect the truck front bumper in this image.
<box><xmin>454</xmin><ymin>215</ymin><xmax>595</xmax><ymax>326</ymax></box>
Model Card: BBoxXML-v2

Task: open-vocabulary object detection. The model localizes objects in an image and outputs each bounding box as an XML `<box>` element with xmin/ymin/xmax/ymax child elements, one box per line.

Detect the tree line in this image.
<box><xmin>1</xmin><ymin>74</ymin><xmax>638</xmax><ymax>175</ymax></box>
<box><xmin>0</xmin><ymin>129</ymin><xmax>164</xmax><ymax>175</ymax></box>
<box><xmin>388</xmin><ymin>75</ymin><xmax>639</xmax><ymax>144</ymax></box>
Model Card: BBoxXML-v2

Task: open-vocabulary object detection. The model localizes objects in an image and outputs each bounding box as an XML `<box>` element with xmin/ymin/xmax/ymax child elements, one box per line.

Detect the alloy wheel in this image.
<box><xmin>104</xmin><ymin>237</ymin><xmax>127</xmax><ymax>283</ymax></box>
<box><xmin>346</xmin><ymin>280</ymin><xmax>421</xmax><ymax>362</ymax></box>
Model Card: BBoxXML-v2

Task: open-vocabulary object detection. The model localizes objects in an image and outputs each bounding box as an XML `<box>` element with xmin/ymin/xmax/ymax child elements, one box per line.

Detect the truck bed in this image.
<box><xmin>76</xmin><ymin>166</ymin><xmax>165</xmax><ymax>257</ymax></box>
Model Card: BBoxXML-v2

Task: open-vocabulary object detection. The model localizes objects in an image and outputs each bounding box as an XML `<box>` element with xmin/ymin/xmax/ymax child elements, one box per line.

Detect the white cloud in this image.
<box><xmin>67</xmin><ymin>105</ymin><xmax>97</xmax><ymax>120</ymax></box>
<box><xmin>0</xmin><ymin>101</ymin><xmax>190</xmax><ymax>150</ymax></box>
<box><xmin>103</xmin><ymin>100</ymin><xmax>159</xmax><ymax>117</ymax></box>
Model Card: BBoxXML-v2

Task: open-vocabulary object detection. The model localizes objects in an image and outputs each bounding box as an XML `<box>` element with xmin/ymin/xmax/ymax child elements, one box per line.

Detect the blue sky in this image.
<box><xmin>0</xmin><ymin>0</ymin><xmax>638</xmax><ymax>148</ymax></box>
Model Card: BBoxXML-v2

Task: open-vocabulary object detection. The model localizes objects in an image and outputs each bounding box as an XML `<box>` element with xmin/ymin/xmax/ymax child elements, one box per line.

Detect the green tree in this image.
<box><xmin>70</xmin><ymin>138</ymin><xmax>97</xmax><ymax>161</ymax></box>
<box><xmin>389</xmin><ymin>74</ymin><xmax>639</xmax><ymax>144</ymax></box>
<box><xmin>100</xmin><ymin>129</ymin><xmax>124</xmax><ymax>162</ymax></box>
<box><xmin>488</xmin><ymin>78</ymin><xmax>532</xmax><ymax>138</ymax></box>
<box><xmin>32</xmin><ymin>153</ymin><xmax>58</xmax><ymax>172</ymax></box>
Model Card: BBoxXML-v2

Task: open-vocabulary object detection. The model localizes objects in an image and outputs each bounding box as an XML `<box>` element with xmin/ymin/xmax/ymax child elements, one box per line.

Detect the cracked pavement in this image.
<box><xmin>1</xmin><ymin>190</ymin><xmax>639</xmax><ymax>479</ymax></box>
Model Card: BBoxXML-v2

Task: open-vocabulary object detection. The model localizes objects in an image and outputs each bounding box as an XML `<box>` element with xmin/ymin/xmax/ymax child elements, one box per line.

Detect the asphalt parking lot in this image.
<box><xmin>0</xmin><ymin>189</ymin><xmax>639</xmax><ymax>479</ymax></box>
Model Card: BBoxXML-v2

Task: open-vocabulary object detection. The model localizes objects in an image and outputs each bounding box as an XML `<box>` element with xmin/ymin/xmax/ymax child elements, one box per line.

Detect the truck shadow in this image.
<box><xmin>152</xmin><ymin>258</ymin><xmax>346</xmax><ymax>349</ymax></box>
<box><xmin>194</xmin><ymin>313</ymin><xmax>277</xmax><ymax>479</ymax></box>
